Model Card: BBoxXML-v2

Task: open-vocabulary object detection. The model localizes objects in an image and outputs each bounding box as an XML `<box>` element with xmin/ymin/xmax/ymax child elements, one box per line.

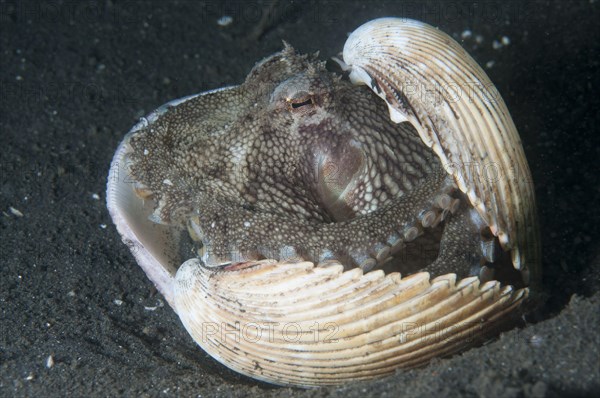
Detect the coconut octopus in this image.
<box><xmin>107</xmin><ymin>18</ymin><xmax>540</xmax><ymax>387</ymax></box>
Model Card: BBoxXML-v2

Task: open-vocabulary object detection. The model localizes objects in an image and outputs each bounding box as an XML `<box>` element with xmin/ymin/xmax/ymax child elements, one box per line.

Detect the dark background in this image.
<box><xmin>1</xmin><ymin>0</ymin><xmax>599</xmax><ymax>396</ymax></box>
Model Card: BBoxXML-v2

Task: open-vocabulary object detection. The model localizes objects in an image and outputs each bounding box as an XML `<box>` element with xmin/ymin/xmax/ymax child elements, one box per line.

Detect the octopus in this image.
<box><xmin>107</xmin><ymin>18</ymin><xmax>540</xmax><ymax>387</ymax></box>
<box><xmin>130</xmin><ymin>44</ymin><xmax>491</xmax><ymax>278</ymax></box>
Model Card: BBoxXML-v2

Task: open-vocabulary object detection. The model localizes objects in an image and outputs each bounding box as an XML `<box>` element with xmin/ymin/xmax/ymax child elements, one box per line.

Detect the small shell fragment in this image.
<box><xmin>9</xmin><ymin>206</ymin><xmax>23</xmax><ymax>217</ymax></box>
<box><xmin>217</xmin><ymin>16</ymin><xmax>233</xmax><ymax>27</ymax></box>
<box><xmin>46</xmin><ymin>355</ymin><xmax>54</xmax><ymax>369</ymax></box>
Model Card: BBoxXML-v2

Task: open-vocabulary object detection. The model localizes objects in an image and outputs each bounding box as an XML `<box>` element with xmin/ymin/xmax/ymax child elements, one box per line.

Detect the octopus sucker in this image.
<box><xmin>107</xmin><ymin>17</ymin><xmax>539</xmax><ymax>387</ymax></box>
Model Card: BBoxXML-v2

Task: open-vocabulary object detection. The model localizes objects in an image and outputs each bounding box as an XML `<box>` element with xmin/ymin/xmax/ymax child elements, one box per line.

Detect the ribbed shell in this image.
<box><xmin>174</xmin><ymin>259</ymin><xmax>527</xmax><ymax>387</ymax></box>
<box><xmin>106</xmin><ymin>17</ymin><xmax>541</xmax><ymax>389</ymax></box>
<box><xmin>342</xmin><ymin>18</ymin><xmax>540</xmax><ymax>282</ymax></box>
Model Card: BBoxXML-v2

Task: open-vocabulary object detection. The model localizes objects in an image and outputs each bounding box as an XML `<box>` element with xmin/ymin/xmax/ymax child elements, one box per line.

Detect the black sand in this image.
<box><xmin>1</xmin><ymin>1</ymin><xmax>599</xmax><ymax>396</ymax></box>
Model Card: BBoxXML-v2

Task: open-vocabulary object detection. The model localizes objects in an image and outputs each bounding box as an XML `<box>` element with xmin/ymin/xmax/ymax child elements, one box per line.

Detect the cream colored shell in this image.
<box><xmin>174</xmin><ymin>259</ymin><xmax>526</xmax><ymax>387</ymax></box>
<box><xmin>342</xmin><ymin>18</ymin><xmax>540</xmax><ymax>282</ymax></box>
<box><xmin>107</xmin><ymin>17</ymin><xmax>539</xmax><ymax>388</ymax></box>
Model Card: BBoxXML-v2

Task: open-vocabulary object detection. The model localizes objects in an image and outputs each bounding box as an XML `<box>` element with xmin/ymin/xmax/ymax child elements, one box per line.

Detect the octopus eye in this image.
<box><xmin>286</xmin><ymin>91</ymin><xmax>315</xmax><ymax>111</ymax></box>
<box><xmin>290</xmin><ymin>97</ymin><xmax>314</xmax><ymax>108</ymax></box>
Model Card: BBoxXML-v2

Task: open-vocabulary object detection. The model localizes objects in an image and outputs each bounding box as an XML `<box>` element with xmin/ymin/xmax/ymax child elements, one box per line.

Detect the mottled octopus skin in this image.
<box><xmin>127</xmin><ymin>45</ymin><xmax>497</xmax><ymax>278</ymax></box>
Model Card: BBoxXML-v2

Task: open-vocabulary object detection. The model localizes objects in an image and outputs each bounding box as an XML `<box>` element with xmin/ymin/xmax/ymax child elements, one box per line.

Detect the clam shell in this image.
<box><xmin>106</xmin><ymin>18</ymin><xmax>540</xmax><ymax>388</ymax></box>
<box><xmin>342</xmin><ymin>18</ymin><xmax>540</xmax><ymax>281</ymax></box>
<box><xmin>174</xmin><ymin>259</ymin><xmax>527</xmax><ymax>387</ymax></box>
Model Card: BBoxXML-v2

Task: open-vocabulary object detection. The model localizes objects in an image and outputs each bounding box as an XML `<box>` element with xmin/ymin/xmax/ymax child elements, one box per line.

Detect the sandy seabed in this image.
<box><xmin>1</xmin><ymin>1</ymin><xmax>599</xmax><ymax>397</ymax></box>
